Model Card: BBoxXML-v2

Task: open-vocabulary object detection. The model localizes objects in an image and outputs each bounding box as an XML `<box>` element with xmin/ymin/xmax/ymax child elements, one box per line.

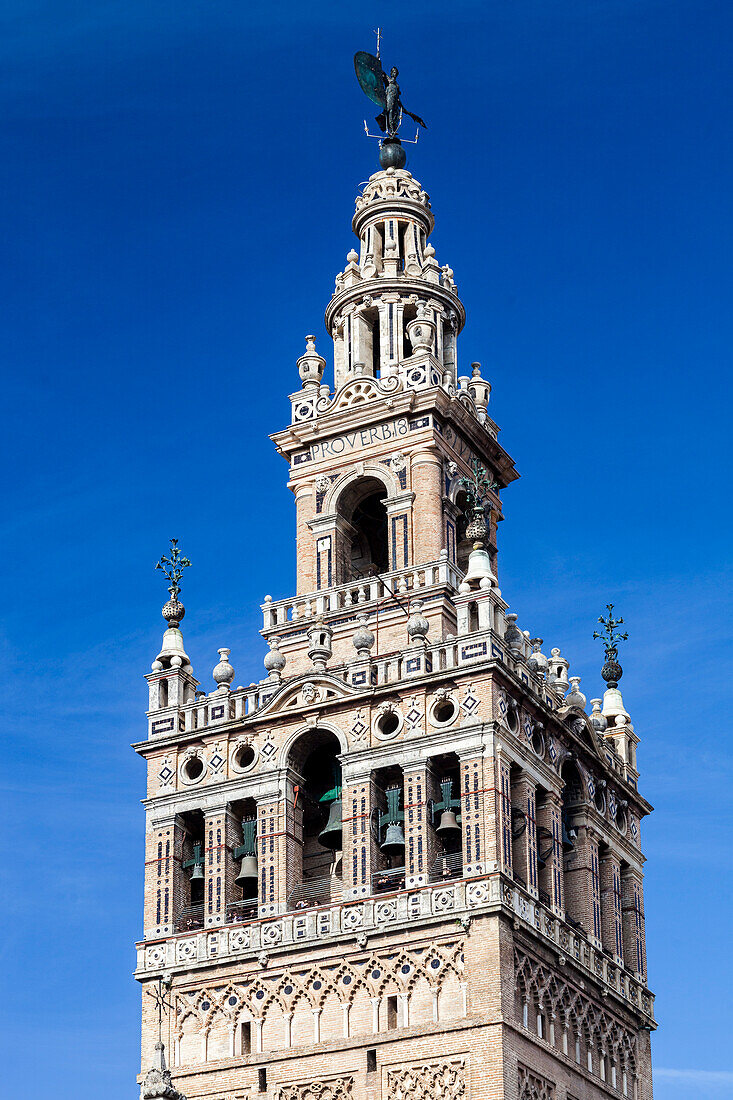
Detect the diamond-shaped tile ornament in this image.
<box><xmin>461</xmin><ymin>685</ymin><xmax>480</xmax><ymax>716</ymax></box>
<box><xmin>159</xmin><ymin>759</ymin><xmax>174</xmax><ymax>787</ymax></box>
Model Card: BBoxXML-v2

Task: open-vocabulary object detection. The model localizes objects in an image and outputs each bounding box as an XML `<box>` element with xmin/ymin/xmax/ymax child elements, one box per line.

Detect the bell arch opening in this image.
<box><xmin>286</xmin><ymin>729</ymin><xmax>343</xmax><ymax>909</ymax></box>
<box><xmin>337</xmin><ymin>477</ymin><xmax>389</xmax><ymax>581</ymax></box>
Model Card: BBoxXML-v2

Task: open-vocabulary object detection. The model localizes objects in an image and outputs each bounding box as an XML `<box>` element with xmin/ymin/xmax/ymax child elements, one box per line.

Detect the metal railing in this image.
<box><xmin>226</xmin><ymin>898</ymin><xmax>258</xmax><ymax>923</ymax></box>
<box><xmin>174</xmin><ymin>904</ymin><xmax>204</xmax><ymax>933</ymax></box>
<box><xmin>287</xmin><ymin>876</ymin><xmax>344</xmax><ymax>911</ymax></box>
<box><xmin>372</xmin><ymin>867</ymin><xmax>406</xmax><ymax>894</ymax></box>
<box><xmin>428</xmin><ymin>850</ymin><xmax>463</xmax><ymax>882</ymax></box>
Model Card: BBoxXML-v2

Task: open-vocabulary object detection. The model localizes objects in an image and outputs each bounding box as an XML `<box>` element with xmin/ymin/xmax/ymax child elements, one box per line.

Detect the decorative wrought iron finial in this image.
<box><xmin>593</xmin><ymin>603</ymin><xmax>629</xmax><ymax>687</ymax></box>
<box><xmin>354</xmin><ymin>40</ymin><xmax>427</xmax><ymax>170</ymax></box>
<box><xmin>458</xmin><ymin>460</ymin><xmax>499</xmax><ymax>548</ymax></box>
<box><xmin>145</xmin><ymin>975</ymin><xmax>174</xmax><ymax>1046</ymax></box>
<box><xmin>155</xmin><ymin>538</ymin><xmax>191</xmax><ymax>627</ymax></box>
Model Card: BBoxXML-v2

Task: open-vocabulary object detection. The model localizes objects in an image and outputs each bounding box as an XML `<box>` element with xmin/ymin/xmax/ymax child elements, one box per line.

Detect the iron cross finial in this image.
<box><xmin>145</xmin><ymin>976</ymin><xmax>174</xmax><ymax>1045</ymax></box>
<box><xmin>593</xmin><ymin>603</ymin><xmax>629</xmax><ymax>654</ymax></box>
<box><xmin>155</xmin><ymin>538</ymin><xmax>191</xmax><ymax>602</ymax></box>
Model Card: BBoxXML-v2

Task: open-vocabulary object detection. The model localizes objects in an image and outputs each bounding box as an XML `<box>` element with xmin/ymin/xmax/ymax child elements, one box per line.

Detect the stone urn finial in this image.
<box><xmin>213</xmin><ymin>648</ymin><xmax>235</xmax><ymax>690</ymax></box>
<box><xmin>352</xmin><ymin>612</ymin><xmax>375</xmax><ymax>659</ymax></box>
<box><xmin>407</xmin><ymin>599</ymin><xmax>429</xmax><ymax>646</ymax></box>
<box><xmin>264</xmin><ymin>636</ymin><xmax>286</xmax><ymax>681</ymax></box>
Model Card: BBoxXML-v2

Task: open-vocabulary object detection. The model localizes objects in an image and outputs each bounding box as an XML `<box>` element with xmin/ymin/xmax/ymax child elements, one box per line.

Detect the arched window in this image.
<box><xmin>560</xmin><ymin>760</ymin><xmax>584</xmax><ymax>927</ymax></box>
<box><xmin>286</xmin><ymin>730</ymin><xmax>343</xmax><ymax>909</ymax></box>
<box><xmin>337</xmin><ymin>477</ymin><xmax>389</xmax><ymax>581</ymax></box>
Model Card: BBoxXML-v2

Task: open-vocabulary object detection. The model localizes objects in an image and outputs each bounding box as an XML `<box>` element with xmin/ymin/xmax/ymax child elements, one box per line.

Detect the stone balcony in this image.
<box><xmin>137</xmin><ymin>869</ymin><xmax>655</xmax><ymax>1029</ymax></box>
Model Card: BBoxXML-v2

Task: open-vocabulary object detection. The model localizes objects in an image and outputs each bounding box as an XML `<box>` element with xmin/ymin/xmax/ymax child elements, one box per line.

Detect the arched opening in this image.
<box><xmin>338</xmin><ymin>477</ymin><xmax>389</xmax><ymax>582</ymax></box>
<box><xmin>373</xmin><ymin>764</ymin><xmax>405</xmax><ymax>893</ymax></box>
<box><xmin>560</xmin><ymin>760</ymin><xmax>584</xmax><ymax>927</ymax></box>
<box><xmin>455</xmin><ymin>489</ymin><xmax>472</xmax><ymax>573</ymax></box>
<box><xmin>286</xmin><ymin>729</ymin><xmax>343</xmax><ymax>909</ymax></box>
<box><xmin>429</xmin><ymin>752</ymin><xmax>462</xmax><ymax>881</ymax></box>
<box><xmin>177</xmin><ymin>809</ymin><xmax>205</xmax><ymax>931</ymax></box>
<box><xmin>228</xmin><ymin>797</ymin><xmax>258</xmax><ymax>922</ymax></box>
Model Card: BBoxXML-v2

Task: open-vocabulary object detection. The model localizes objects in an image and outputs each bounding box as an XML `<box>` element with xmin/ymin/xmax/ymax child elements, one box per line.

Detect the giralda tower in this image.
<box><xmin>135</xmin><ymin>47</ymin><xmax>655</xmax><ymax>1100</ymax></box>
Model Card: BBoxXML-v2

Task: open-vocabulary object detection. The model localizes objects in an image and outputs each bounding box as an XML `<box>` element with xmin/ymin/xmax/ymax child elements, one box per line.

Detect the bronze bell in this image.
<box><xmin>436</xmin><ymin>809</ymin><xmax>461</xmax><ymax>840</ymax></box>
<box><xmin>561</xmin><ymin>818</ymin><xmax>577</xmax><ymax>854</ymax></box>
<box><xmin>380</xmin><ymin>822</ymin><xmax>406</xmax><ymax>858</ymax></box>
<box><xmin>318</xmin><ymin>798</ymin><xmax>343</xmax><ymax>851</ymax></box>
<box><xmin>189</xmin><ymin>860</ymin><xmax>204</xmax><ymax>882</ymax></box>
<box><xmin>235</xmin><ymin>853</ymin><xmax>258</xmax><ymax>895</ymax></box>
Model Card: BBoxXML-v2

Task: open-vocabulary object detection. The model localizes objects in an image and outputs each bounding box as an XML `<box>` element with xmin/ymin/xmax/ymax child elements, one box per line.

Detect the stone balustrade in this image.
<box><xmin>261</xmin><ymin>558</ymin><xmax>463</xmax><ymax>630</ymax></box>
<box><xmin>137</xmin><ymin>870</ymin><xmax>655</xmax><ymax>1027</ymax></box>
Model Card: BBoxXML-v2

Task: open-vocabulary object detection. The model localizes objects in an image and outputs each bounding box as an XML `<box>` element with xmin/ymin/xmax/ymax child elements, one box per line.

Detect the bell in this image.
<box><xmin>235</xmin><ymin>854</ymin><xmax>258</xmax><ymax>894</ymax></box>
<box><xmin>561</xmin><ymin>818</ymin><xmax>577</xmax><ymax>854</ymax></box>
<box><xmin>380</xmin><ymin>822</ymin><xmax>406</xmax><ymax>858</ymax></box>
<box><xmin>189</xmin><ymin>861</ymin><xmax>204</xmax><ymax>882</ymax></box>
<box><xmin>436</xmin><ymin>809</ymin><xmax>461</xmax><ymax>840</ymax></box>
<box><xmin>318</xmin><ymin>798</ymin><xmax>343</xmax><ymax>851</ymax></box>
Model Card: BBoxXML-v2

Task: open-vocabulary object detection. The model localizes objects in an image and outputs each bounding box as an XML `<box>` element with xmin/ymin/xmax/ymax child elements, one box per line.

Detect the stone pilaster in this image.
<box><xmin>510</xmin><ymin>772</ymin><xmax>538</xmax><ymax>895</ymax></box>
<box><xmin>203</xmin><ymin>805</ymin><xmax>239</xmax><ymax>928</ymax></box>
<box><xmin>536</xmin><ymin>790</ymin><xmax>563</xmax><ymax>913</ymax></box>
<box><xmin>341</xmin><ymin>768</ymin><xmax>379</xmax><ymax>898</ymax></box>
<box><xmin>600</xmin><ymin>849</ymin><xmax>624</xmax><ymax>963</ymax></box>
<box><xmin>622</xmin><ymin>865</ymin><xmax>647</xmax><ymax>980</ymax></box>
<box><xmin>403</xmin><ymin>761</ymin><xmax>437</xmax><ymax>887</ymax></box>
<box><xmin>459</xmin><ymin>751</ymin><xmax>490</xmax><ymax>877</ymax></box>
<box><xmin>144</xmin><ymin>814</ymin><xmax>185</xmax><ymax>938</ymax></box>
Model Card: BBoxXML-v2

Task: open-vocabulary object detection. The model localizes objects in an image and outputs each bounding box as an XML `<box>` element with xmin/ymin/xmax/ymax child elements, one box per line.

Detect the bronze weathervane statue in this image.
<box><xmin>354</xmin><ymin>37</ymin><xmax>427</xmax><ymax>170</ymax></box>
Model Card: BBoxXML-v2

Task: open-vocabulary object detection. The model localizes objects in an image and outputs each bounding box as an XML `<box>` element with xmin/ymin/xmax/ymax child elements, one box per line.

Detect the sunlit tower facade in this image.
<box><xmin>135</xmin><ymin>64</ymin><xmax>655</xmax><ymax>1100</ymax></box>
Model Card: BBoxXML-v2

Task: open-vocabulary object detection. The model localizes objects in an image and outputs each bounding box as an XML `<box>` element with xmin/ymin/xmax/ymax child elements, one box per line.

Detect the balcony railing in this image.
<box><xmin>262</xmin><ymin>559</ymin><xmax>463</xmax><ymax>631</ymax></box>
<box><xmin>226</xmin><ymin>898</ymin><xmax>258</xmax><ymax>924</ymax></box>
<box><xmin>175</xmin><ymin>904</ymin><xmax>204</xmax><ymax>933</ymax></box>
<box><xmin>372</xmin><ymin>867</ymin><xmax>406</xmax><ymax>894</ymax></box>
<box><xmin>287</xmin><ymin>876</ymin><xmax>344</xmax><ymax>911</ymax></box>
<box><xmin>429</xmin><ymin>850</ymin><xmax>463</xmax><ymax>882</ymax></box>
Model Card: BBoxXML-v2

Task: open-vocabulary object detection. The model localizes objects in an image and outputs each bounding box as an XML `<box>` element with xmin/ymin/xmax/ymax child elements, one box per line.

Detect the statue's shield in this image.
<box><xmin>354</xmin><ymin>51</ymin><xmax>386</xmax><ymax>108</ymax></box>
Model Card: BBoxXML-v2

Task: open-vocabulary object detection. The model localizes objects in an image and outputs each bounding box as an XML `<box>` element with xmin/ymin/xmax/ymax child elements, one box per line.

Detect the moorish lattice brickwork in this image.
<box><xmin>134</xmin><ymin>159</ymin><xmax>655</xmax><ymax>1100</ymax></box>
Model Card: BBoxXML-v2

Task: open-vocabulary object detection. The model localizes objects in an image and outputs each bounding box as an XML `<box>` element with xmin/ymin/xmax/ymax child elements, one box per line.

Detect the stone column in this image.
<box><xmin>600</xmin><ymin>850</ymin><xmax>624</xmax><ymax>963</ymax></box>
<box><xmin>536</xmin><ymin>791</ymin><xmax>563</xmax><ymax>913</ymax></box>
<box><xmin>510</xmin><ymin>772</ymin><xmax>538</xmax><ymax>895</ymax></box>
<box><xmin>403</xmin><ymin>761</ymin><xmax>437</xmax><ymax>887</ymax></box>
<box><xmin>145</xmin><ymin>813</ymin><xmax>186</xmax><ymax>937</ymax></box>
<box><xmin>459</xmin><ymin>751</ymin><xmax>491</xmax><ymax>877</ymax></box>
<box><xmin>341</xmin><ymin>767</ymin><xmax>380</xmax><ymax>898</ymax></box>
<box><xmin>410</xmin><ymin>450</ymin><xmax>444</xmax><ymax>565</ymax></box>
<box><xmin>203</xmin><ymin>804</ymin><xmax>240</xmax><ymax>928</ymax></box>
<box><xmin>621</xmin><ymin>866</ymin><xmax>647</xmax><ymax>980</ymax></box>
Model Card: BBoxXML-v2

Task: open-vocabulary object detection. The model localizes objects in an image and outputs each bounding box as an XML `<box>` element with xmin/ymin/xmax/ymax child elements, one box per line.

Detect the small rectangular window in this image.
<box><xmin>258</xmin><ymin>1068</ymin><xmax>267</xmax><ymax>1093</ymax></box>
<box><xmin>240</xmin><ymin>1021</ymin><xmax>251</xmax><ymax>1055</ymax></box>
<box><xmin>387</xmin><ymin>995</ymin><xmax>398</xmax><ymax>1030</ymax></box>
<box><xmin>367</xmin><ymin>1048</ymin><xmax>377</xmax><ymax>1074</ymax></box>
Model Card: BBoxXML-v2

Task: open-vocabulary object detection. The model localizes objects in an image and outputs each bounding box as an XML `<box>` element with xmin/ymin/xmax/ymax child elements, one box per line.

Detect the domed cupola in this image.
<box><xmin>324</xmin><ymin>167</ymin><xmax>465</xmax><ymax>390</ymax></box>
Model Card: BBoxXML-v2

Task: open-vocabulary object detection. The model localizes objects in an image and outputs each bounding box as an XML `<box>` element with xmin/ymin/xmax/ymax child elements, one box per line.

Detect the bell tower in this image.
<box><xmin>134</xmin><ymin>60</ymin><xmax>655</xmax><ymax>1100</ymax></box>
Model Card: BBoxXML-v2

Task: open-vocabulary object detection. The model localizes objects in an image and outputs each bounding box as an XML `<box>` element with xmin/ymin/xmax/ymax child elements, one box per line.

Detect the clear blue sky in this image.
<box><xmin>1</xmin><ymin>2</ymin><xmax>731</xmax><ymax>1097</ymax></box>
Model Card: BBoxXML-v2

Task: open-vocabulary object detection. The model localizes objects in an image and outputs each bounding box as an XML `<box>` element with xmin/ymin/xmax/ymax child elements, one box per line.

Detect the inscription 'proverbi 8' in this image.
<box><xmin>302</xmin><ymin>417</ymin><xmax>411</xmax><ymax>462</ymax></box>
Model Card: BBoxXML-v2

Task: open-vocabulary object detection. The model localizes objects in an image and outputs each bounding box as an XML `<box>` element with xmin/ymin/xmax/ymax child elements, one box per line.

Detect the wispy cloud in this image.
<box><xmin>656</xmin><ymin>1069</ymin><xmax>733</xmax><ymax>1084</ymax></box>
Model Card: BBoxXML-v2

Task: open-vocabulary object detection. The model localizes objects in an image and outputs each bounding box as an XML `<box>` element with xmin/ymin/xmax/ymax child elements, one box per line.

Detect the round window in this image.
<box><xmin>615</xmin><ymin>804</ymin><xmax>627</xmax><ymax>833</ymax></box>
<box><xmin>377</xmin><ymin>711</ymin><xmax>400</xmax><ymax>738</ymax></box>
<box><xmin>432</xmin><ymin>698</ymin><xmax>458</xmax><ymax>726</ymax></box>
<box><xmin>531</xmin><ymin>727</ymin><xmax>545</xmax><ymax>757</ymax></box>
<box><xmin>594</xmin><ymin>785</ymin><xmax>606</xmax><ymax>814</ymax></box>
<box><xmin>507</xmin><ymin>704</ymin><xmax>519</xmax><ymax>733</ymax></box>
<box><xmin>233</xmin><ymin>744</ymin><xmax>256</xmax><ymax>771</ymax></box>
<box><xmin>182</xmin><ymin>756</ymin><xmax>204</xmax><ymax>782</ymax></box>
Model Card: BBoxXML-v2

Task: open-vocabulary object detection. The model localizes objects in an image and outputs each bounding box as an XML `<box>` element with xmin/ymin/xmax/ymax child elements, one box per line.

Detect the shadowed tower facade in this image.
<box><xmin>135</xmin><ymin>150</ymin><xmax>655</xmax><ymax>1100</ymax></box>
